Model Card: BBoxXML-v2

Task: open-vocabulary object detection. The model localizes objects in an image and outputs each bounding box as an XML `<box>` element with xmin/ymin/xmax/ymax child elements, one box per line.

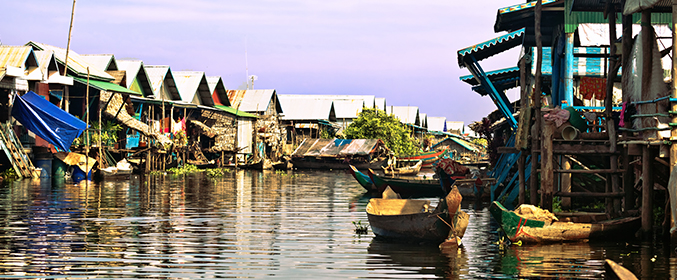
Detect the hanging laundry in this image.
<box><xmin>579</xmin><ymin>77</ymin><xmax>606</xmax><ymax>100</ymax></box>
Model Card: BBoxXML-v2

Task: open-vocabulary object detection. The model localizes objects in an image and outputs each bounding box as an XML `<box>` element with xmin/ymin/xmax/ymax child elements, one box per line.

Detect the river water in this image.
<box><xmin>0</xmin><ymin>169</ymin><xmax>674</xmax><ymax>279</ymax></box>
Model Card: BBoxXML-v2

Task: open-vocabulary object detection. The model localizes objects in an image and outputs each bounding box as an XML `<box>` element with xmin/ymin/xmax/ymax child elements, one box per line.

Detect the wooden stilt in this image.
<box><xmin>530</xmin><ymin>0</ymin><xmax>543</xmax><ymax>206</ymax></box>
<box><xmin>541</xmin><ymin>120</ymin><xmax>554</xmax><ymax>211</ymax></box>
<box><xmin>622</xmin><ymin>9</ymin><xmax>634</xmax><ymax>211</ymax></box>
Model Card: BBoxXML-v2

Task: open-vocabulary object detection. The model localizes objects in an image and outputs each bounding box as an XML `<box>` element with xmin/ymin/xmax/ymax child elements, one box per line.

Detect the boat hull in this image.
<box><xmin>291</xmin><ymin>157</ymin><xmax>385</xmax><ymax>170</ymax></box>
<box><xmin>367</xmin><ymin>211</ymin><xmax>450</xmax><ymax>243</ymax></box>
<box><xmin>399</xmin><ymin>149</ymin><xmax>448</xmax><ymax>168</ymax></box>
<box><xmin>490</xmin><ymin>201</ymin><xmax>641</xmax><ymax>244</ymax></box>
<box><xmin>368</xmin><ymin>169</ymin><xmax>445</xmax><ymax>198</ymax></box>
<box><xmin>349</xmin><ymin>165</ymin><xmax>376</xmax><ymax>192</ymax></box>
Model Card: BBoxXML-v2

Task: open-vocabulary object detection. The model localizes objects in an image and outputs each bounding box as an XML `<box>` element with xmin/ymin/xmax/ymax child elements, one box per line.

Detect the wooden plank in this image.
<box><xmin>552</xmin><ymin>169</ymin><xmax>625</xmax><ymax>174</ymax></box>
<box><xmin>554</xmin><ymin>191</ymin><xmax>624</xmax><ymax>198</ymax></box>
<box><xmin>497</xmin><ymin>146</ymin><xmax>519</xmax><ymax>154</ymax></box>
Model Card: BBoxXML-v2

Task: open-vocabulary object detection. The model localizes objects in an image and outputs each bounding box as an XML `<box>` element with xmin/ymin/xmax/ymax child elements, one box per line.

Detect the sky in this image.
<box><xmin>0</xmin><ymin>0</ymin><xmax>520</xmax><ymax>127</ymax></box>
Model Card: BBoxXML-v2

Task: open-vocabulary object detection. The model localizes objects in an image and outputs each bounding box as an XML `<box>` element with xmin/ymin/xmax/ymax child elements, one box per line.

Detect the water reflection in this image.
<box><xmin>0</xmin><ymin>170</ymin><xmax>675</xmax><ymax>278</ymax></box>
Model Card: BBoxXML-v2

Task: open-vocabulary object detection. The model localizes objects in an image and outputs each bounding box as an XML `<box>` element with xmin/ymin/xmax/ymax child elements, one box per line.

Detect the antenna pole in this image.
<box><xmin>64</xmin><ymin>0</ymin><xmax>77</xmax><ymax>111</ymax></box>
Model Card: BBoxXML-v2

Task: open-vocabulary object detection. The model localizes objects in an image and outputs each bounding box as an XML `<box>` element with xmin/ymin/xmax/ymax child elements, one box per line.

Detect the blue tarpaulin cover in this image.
<box><xmin>12</xmin><ymin>91</ymin><xmax>88</xmax><ymax>151</ymax></box>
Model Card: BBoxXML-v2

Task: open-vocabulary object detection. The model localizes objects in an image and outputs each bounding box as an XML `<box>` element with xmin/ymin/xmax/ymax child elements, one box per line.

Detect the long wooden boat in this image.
<box><xmin>490</xmin><ymin>201</ymin><xmax>641</xmax><ymax>244</ymax></box>
<box><xmin>399</xmin><ymin>148</ymin><xmax>449</xmax><ymax>169</ymax></box>
<box><xmin>382</xmin><ymin>159</ymin><xmax>422</xmax><ymax>176</ymax></box>
<box><xmin>604</xmin><ymin>259</ymin><xmax>638</xmax><ymax>280</ymax></box>
<box><xmin>291</xmin><ymin>157</ymin><xmax>386</xmax><ymax>170</ymax></box>
<box><xmin>366</xmin><ymin>186</ymin><xmax>468</xmax><ymax>244</ymax></box>
<box><xmin>368</xmin><ymin>168</ymin><xmax>445</xmax><ymax>198</ymax></box>
<box><xmin>349</xmin><ymin>165</ymin><xmax>376</xmax><ymax>192</ymax></box>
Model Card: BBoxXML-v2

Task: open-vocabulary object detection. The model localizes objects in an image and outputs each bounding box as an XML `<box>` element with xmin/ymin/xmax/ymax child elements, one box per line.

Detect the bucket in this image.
<box><xmin>561</xmin><ymin>125</ymin><xmax>579</xmax><ymax>140</ymax></box>
<box><xmin>34</xmin><ymin>153</ymin><xmax>53</xmax><ymax>178</ymax></box>
<box><xmin>72</xmin><ymin>165</ymin><xmax>92</xmax><ymax>182</ymax></box>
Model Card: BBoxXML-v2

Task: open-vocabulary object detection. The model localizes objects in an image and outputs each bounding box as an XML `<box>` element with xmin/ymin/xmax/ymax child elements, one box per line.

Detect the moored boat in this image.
<box><xmin>382</xmin><ymin>159</ymin><xmax>422</xmax><ymax>176</ymax></box>
<box><xmin>490</xmin><ymin>201</ymin><xmax>641</xmax><ymax>244</ymax></box>
<box><xmin>349</xmin><ymin>165</ymin><xmax>376</xmax><ymax>192</ymax></box>
<box><xmin>366</xmin><ymin>186</ymin><xmax>468</xmax><ymax>244</ymax></box>
<box><xmin>368</xmin><ymin>168</ymin><xmax>445</xmax><ymax>198</ymax></box>
<box><xmin>398</xmin><ymin>148</ymin><xmax>449</xmax><ymax>169</ymax></box>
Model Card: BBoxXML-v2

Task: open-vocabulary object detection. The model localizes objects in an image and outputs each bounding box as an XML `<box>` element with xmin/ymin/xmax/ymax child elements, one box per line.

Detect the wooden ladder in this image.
<box><xmin>0</xmin><ymin>122</ymin><xmax>37</xmax><ymax>178</ymax></box>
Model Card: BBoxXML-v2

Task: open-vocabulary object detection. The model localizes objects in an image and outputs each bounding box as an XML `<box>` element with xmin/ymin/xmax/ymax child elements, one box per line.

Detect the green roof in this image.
<box><xmin>72</xmin><ymin>77</ymin><xmax>140</xmax><ymax>95</ymax></box>
<box><xmin>215</xmin><ymin>105</ymin><xmax>258</xmax><ymax>118</ymax></box>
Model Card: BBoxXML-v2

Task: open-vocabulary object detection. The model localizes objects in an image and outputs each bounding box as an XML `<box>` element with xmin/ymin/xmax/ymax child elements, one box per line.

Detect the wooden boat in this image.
<box><xmin>368</xmin><ymin>168</ymin><xmax>446</xmax><ymax>198</ymax></box>
<box><xmin>382</xmin><ymin>159</ymin><xmax>422</xmax><ymax>176</ymax></box>
<box><xmin>349</xmin><ymin>165</ymin><xmax>376</xmax><ymax>192</ymax></box>
<box><xmin>399</xmin><ymin>148</ymin><xmax>449</xmax><ymax>169</ymax></box>
<box><xmin>490</xmin><ymin>201</ymin><xmax>641</xmax><ymax>244</ymax></box>
<box><xmin>100</xmin><ymin>159</ymin><xmax>133</xmax><ymax>177</ymax></box>
<box><xmin>366</xmin><ymin>186</ymin><xmax>468</xmax><ymax>244</ymax></box>
<box><xmin>239</xmin><ymin>158</ymin><xmax>273</xmax><ymax>170</ymax></box>
<box><xmin>604</xmin><ymin>259</ymin><xmax>638</xmax><ymax>280</ymax></box>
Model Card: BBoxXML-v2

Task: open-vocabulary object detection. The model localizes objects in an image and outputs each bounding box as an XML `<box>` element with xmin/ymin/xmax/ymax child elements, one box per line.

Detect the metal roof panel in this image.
<box><xmin>457</xmin><ymin>28</ymin><xmax>525</xmax><ymax>68</ymax></box>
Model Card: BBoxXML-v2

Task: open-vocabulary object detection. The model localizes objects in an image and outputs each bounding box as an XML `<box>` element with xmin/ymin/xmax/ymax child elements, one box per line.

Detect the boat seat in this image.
<box><xmin>367</xmin><ymin>198</ymin><xmax>430</xmax><ymax>215</ymax></box>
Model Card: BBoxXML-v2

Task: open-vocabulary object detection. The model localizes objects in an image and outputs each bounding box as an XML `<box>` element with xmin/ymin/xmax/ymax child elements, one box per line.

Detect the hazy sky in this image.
<box><xmin>1</xmin><ymin>0</ymin><xmax>520</xmax><ymax>126</ymax></box>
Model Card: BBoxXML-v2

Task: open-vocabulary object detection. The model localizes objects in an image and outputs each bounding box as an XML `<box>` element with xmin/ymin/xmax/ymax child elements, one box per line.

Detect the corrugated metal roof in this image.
<box><xmin>26</xmin><ymin>41</ymin><xmax>114</xmax><ymax>81</ymax></box>
<box><xmin>427</xmin><ymin>117</ymin><xmax>446</xmax><ymax>132</ymax></box>
<box><xmin>227</xmin><ymin>89</ymin><xmax>281</xmax><ymax>113</ymax></box>
<box><xmin>446</xmin><ymin>121</ymin><xmax>464</xmax><ymax>132</ymax></box>
<box><xmin>72</xmin><ymin>76</ymin><xmax>140</xmax><ymax>95</ymax></box>
<box><xmin>214</xmin><ymin>104</ymin><xmax>258</xmax><ymax>118</ymax></box>
<box><xmin>419</xmin><ymin>113</ymin><xmax>427</xmax><ymax>128</ymax></box>
<box><xmin>81</xmin><ymin>54</ymin><xmax>117</xmax><ymax>71</ymax></box>
<box><xmin>457</xmin><ymin>28</ymin><xmax>525</xmax><ymax>68</ymax></box>
<box><xmin>278</xmin><ymin>94</ymin><xmax>335</xmax><ymax>121</ymax></box>
<box><xmin>333</xmin><ymin>99</ymin><xmax>364</xmax><ymax>119</ymax></box>
<box><xmin>0</xmin><ymin>46</ymin><xmax>41</xmax><ymax>80</ymax></box>
<box><xmin>498</xmin><ymin>0</ymin><xmax>559</xmax><ymax>15</ymax></box>
<box><xmin>116</xmin><ymin>60</ymin><xmax>142</xmax><ymax>88</ymax></box>
<box><xmin>375</xmin><ymin>97</ymin><xmax>386</xmax><ymax>111</ymax></box>
<box><xmin>386</xmin><ymin>106</ymin><xmax>419</xmax><ymax>125</ymax></box>
<box><xmin>495</xmin><ymin>0</ymin><xmax>563</xmax><ymax>33</ymax></box>
<box><xmin>145</xmin><ymin>65</ymin><xmax>176</xmax><ymax>100</ymax></box>
<box><xmin>34</xmin><ymin>50</ymin><xmax>73</xmax><ymax>85</ymax></box>
<box><xmin>173</xmin><ymin>71</ymin><xmax>214</xmax><ymax>106</ymax></box>
<box><xmin>117</xmin><ymin>60</ymin><xmax>153</xmax><ymax>97</ymax></box>
<box><xmin>0</xmin><ymin>46</ymin><xmax>33</xmax><ymax>69</ymax></box>
<box><xmin>206</xmin><ymin>76</ymin><xmax>231</xmax><ymax>107</ymax></box>
<box><xmin>460</xmin><ymin>66</ymin><xmax>519</xmax><ymax>84</ymax></box>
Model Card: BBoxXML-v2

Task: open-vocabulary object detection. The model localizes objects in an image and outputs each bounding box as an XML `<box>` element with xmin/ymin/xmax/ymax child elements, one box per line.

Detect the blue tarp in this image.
<box><xmin>12</xmin><ymin>91</ymin><xmax>88</xmax><ymax>151</ymax></box>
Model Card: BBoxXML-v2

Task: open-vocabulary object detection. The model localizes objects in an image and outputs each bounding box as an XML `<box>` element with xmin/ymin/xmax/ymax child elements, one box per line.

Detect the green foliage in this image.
<box><xmin>352</xmin><ymin>220</ymin><xmax>368</xmax><ymax>234</ymax></box>
<box><xmin>167</xmin><ymin>164</ymin><xmax>199</xmax><ymax>174</ymax></box>
<box><xmin>319</xmin><ymin>128</ymin><xmax>331</xmax><ymax>139</ymax></box>
<box><xmin>343</xmin><ymin>108</ymin><xmax>419</xmax><ymax>156</ymax></box>
<box><xmin>1</xmin><ymin>168</ymin><xmax>18</xmax><ymax>183</ymax></box>
<box><xmin>205</xmin><ymin>168</ymin><xmax>231</xmax><ymax>177</ymax></box>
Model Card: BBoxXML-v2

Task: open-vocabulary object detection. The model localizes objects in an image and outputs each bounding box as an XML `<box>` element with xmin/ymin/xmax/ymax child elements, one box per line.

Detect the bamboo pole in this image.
<box><xmin>518</xmin><ymin>52</ymin><xmax>528</xmax><ymax>205</ymax></box>
<box><xmin>63</xmin><ymin>0</ymin><xmax>77</xmax><ymax>112</ymax></box>
<box><xmin>85</xmin><ymin>67</ymin><xmax>89</xmax><ymax>184</ymax></box>
<box><xmin>641</xmin><ymin>10</ymin><xmax>653</xmax><ymax>237</ymax></box>
<box><xmin>606</xmin><ymin>5</ymin><xmax>621</xmax><ymax>215</ymax></box>
<box><xmin>530</xmin><ymin>0</ymin><xmax>543</xmax><ymax>206</ymax></box>
<box><xmin>670</xmin><ymin>0</ymin><xmax>677</xmax><ymax>238</ymax></box>
<box><xmin>622</xmin><ymin>9</ymin><xmax>635</xmax><ymax>211</ymax></box>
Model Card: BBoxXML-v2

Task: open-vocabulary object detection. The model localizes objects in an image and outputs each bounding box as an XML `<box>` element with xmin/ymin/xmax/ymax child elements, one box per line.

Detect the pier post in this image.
<box><xmin>541</xmin><ymin>120</ymin><xmax>554</xmax><ymax>211</ymax></box>
<box><xmin>622</xmin><ymin>9</ymin><xmax>634</xmax><ymax>211</ymax></box>
<box><xmin>530</xmin><ymin>0</ymin><xmax>543</xmax><ymax>206</ymax></box>
<box><xmin>670</xmin><ymin>0</ymin><xmax>677</xmax><ymax>238</ymax></box>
